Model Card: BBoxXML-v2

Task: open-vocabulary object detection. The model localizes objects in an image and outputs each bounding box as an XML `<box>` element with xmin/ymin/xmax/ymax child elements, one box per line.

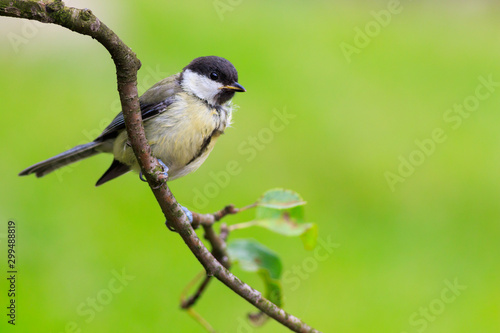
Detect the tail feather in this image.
<box><xmin>95</xmin><ymin>159</ymin><xmax>131</xmax><ymax>186</ymax></box>
<box><xmin>19</xmin><ymin>142</ymin><xmax>102</xmax><ymax>177</ymax></box>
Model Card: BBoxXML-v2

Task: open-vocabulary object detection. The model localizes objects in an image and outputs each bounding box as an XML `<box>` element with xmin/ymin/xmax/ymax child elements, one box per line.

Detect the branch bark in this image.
<box><xmin>1</xmin><ymin>2</ymin><xmax>321</xmax><ymax>332</ymax></box>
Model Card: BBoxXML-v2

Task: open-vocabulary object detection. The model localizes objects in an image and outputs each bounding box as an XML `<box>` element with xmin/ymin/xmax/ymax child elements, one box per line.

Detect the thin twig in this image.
<box><xmin>181</xmin><ymin>223</ymin><xmax>230</xmax><ymax>309</ymax></box>
<box><xmin>203</xmin><ymin>223</ymin><xmax>230</xmax><ymax>268</ymax></box>
<box><xmin>181</xmin><ymin>275</ymin><xmax>213</xmax><ymax>309</ymax></box>
<box><xmin>191</xmin><ymin>202</ymin><xmax>257</xmax><ymax>229</ymax></box>
<box><xmin>228</xmin><ymin>221</ymin><xmax>260</xmax><ymax>231</ymax></box>
<box><xmin>186</xmin><ymin>308</ymin><xmax>217</xmax><ymax>333</ymax></box>
<box><xmin>192</xmin><ymin>204</ymin><xmax>237</xmax><ymax>228</ymax></box>
<box><xmin>238</xmin><ymin>202</ymin><xmax>259</xmax><ymax>212</ymax></box>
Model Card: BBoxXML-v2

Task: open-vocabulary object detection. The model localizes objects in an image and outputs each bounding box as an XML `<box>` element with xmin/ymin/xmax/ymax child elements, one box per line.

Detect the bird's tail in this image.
<box><xmin>19</xmin><ymin>141</ymin><xmax>102</xmax><ymax>178</ymax></box>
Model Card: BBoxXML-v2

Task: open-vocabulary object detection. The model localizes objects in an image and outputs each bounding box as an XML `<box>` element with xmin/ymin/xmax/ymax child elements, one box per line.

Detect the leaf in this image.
<box><xmin>244</xmin><ymin>189</ymin><xmax>318</xmax><ymax>250</ymax></box>
<box><xmin>300</xmin><ymin>223</ymin><xmax>318</xmax><ymax>251</ymax></box>
<box><xmin>227</xmin><ymin>239</ymin><xmax>283</xmax><ymax>309</ymax></box>
<box><xmin>227</xmin><ymin>239</ymin><xmax>282</xmax><ymax>279</ymax></box>
<box><xmin>256</xmin><ymin>188</ymin><xmax>307</xmax><ymax>210</ymax></box>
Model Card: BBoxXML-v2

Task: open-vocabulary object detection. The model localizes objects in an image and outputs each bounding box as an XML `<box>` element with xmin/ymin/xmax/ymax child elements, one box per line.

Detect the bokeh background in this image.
<box><xmin>1</xmin><ymin>0</ymin><xmax>500</xmax><ymax>332</ymax></box>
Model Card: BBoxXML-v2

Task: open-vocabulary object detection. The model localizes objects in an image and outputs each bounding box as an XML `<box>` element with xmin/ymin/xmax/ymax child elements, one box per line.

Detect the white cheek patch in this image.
<box><xmin>181</xmin><ymin>69</ymin><xmax>222</xmax><ymax>105</ymax></box>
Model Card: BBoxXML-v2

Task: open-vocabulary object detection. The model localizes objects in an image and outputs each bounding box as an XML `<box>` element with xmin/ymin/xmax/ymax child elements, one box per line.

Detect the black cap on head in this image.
<box><xmin>184</xmin><ymin>56</ymin><xmax>238</xmax><ymax>84</ymax></box>
<box><xmin>183</xmin><ymin>56</ymin><xmax>245</xmax><ymax>105</ymax></box>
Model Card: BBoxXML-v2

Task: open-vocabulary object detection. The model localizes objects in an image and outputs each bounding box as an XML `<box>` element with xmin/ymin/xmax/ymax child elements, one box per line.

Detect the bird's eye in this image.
<box><xmin>210</xmin><ymin>72</ymin><xmax>218</xmax><ymax>81</ymax></box>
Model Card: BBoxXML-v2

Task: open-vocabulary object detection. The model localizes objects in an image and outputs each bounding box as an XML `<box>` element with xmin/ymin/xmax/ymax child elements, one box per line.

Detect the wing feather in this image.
<box><xmin>96</xmin><ymin>74</ymin><xmax>182</xmax><ymax>141</ymax></box>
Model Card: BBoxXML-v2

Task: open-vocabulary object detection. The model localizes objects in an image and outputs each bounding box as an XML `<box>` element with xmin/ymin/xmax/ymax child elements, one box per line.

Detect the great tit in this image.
<box><xmin>19</xmin><ymin>56</ymin><xmax>246</xmax><ymax>186</ymax></box>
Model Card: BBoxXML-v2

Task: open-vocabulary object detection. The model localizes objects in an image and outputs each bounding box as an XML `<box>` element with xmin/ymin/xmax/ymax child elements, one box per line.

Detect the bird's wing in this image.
<box><xmin>96</xmin><ymin>74</ymin><xmax>182</xmax><ymax>141</ymax></box>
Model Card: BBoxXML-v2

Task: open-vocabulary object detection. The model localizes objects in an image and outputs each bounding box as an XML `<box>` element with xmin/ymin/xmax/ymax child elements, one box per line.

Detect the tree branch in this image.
<box><xmin>1</xmin><ymin>2</ymin><xmax>321</xmax><ymax>332</ymax></box>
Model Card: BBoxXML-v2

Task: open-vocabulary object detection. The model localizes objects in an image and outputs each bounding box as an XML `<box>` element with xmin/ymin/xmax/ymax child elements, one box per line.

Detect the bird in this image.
<box><xmin>19</xmin><ymin>56</ymin><xmax>246</xmax><ymax>187</ymax></box>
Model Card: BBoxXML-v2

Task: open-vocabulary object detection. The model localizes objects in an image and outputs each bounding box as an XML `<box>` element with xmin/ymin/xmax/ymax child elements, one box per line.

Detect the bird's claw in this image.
<box><xmin>157</xmin><ymin>159</ymin><xmax>169</xmax><ymax>181</ymax></box>
<box><xmin>165</xmin><ymin>206</ymin><xmax>193</xmax><ymax>232</ymax></box>
<box><xmin>182</xmin><ymin>206</ymin><xmax>193</xmax><ymax>224</ymax></box>
<box><xmin>138</xmin><ymin>159</ymin><xmax>169</xmax><ymax>183</ymax></box>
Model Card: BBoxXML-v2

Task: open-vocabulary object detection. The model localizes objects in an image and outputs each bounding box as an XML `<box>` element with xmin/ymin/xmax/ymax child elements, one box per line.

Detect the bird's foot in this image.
<box><xmin>165</xmin><ymin>206</ymin><xmax>193</xmax><ymax>232</ymax></box>
<box><xmin>157</xmin><ymin>159</ymin><xmax>169</xmax><ymax>182</ymax></box>
<box><xmin>138</xmin><ymin>159</ymin><xmax>169</xmax><ymax>183</ymax></box>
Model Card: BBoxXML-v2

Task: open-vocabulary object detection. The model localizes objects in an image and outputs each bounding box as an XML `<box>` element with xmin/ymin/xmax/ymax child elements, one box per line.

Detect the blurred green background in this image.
<box><xmin>1</xmin><ymin>0</ymin><xmax>500</xmax><ymax>332</ymax></box>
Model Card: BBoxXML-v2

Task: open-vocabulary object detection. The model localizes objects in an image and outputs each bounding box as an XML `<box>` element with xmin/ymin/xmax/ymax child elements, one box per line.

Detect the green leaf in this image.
<box><xmin>256</xmin><ymin>188</ymin><xmax>307</xmax><ymax>210</ymax></box>
<box><xmin>227</xmin><ymin>239</ymin><xmax>283</xmax><ymax>309</ymax></box>
<box><xmin>300</xmin><ymin>223</ymin><xmax>318</xmax><ymax>251</ymax></box>
<box><xmin>242</xmin><ymin>189</ymin><xmax>318</xmax><ymax>250</ymax></box>
<box><xmin>260</xmin><ymin>271</ymin><xmax>282</xmax><ymax>306</ymax></box>
<box><xmin>227</xmin><ymin>239</ymin><xmax>282</xmax><ymax>279</ymax></box>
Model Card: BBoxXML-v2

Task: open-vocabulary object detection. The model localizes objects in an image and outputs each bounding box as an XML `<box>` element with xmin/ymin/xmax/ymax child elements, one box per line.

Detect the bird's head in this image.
<box><xmin>180</xmin><ymin>56</ymin><xmax>245</xmax><ymax>106</ymax></box>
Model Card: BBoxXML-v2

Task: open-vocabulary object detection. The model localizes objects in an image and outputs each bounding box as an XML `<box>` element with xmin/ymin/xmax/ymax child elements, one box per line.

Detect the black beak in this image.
<box><xmin>220</xmin><ymin>82</ymin><xmax>246</xmax><ymax>92</ymax></box>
